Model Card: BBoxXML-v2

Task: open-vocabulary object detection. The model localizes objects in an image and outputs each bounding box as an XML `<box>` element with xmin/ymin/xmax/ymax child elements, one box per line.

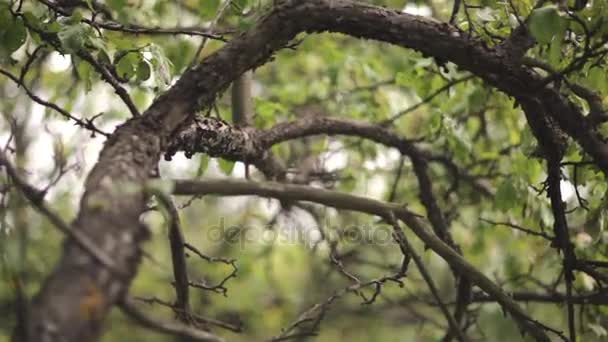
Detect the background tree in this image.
<box><xmin>1</xmin><ymin>0</ymin><xmax>607</xmax><ymax>341</ymax></box>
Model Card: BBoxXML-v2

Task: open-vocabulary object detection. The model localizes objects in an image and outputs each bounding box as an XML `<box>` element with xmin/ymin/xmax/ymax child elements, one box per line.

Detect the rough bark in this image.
<box><xmin>25</xmin><ymin>0</ymin><xmax>606</xmax><ymax>341</ymax></box>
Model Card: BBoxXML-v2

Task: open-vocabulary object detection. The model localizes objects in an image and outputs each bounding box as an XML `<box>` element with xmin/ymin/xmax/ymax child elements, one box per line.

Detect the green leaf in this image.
<box><xmin>271</xmin><ymin>143</ymin><xmax>290</xmax><ymax>159</ymax></box>
<box><xmin>136</xmin><ymin>60</ymin><xmax>151</xmax><ymax>82</ymax></box>
<box><xmin>528</xmin><ymin>5</ymin><xmax>567</xmax><ymax>44</ymax></box>
<box><xmin>444</xmin><ymin>116</ymin><xmax>471</xmax><ymax>161</ymax></box>
<box><xmin>495</xmin><ymin>178</ymin><xmax>518</xmax><ymax>210</ymax></box>
<box><xmin>233</xmin><ymin>0</ymin><xmax>249</xmax><ymax>9</ymax></box>
<box><xmin>311</xmin><ymin>137</ymin><xmax>329</xmax><ymax>154</ymax></box>
<box><xmin>165</xmin><ymin>40</ymin><xmax>194</xmax><ymax>73</ymax></box>
<box><xmin>107</xmin><ymin>0</ymin><xmax>127</xmax><ymax>15</ymax></box>
<box><xmin>76</xmin><ymin>59</ymin><xmax>94</xmax><ymax>92</ymax></box>
<box><xmin>96</xmin><ymin>49</ymin><xmax>111</xmax><ymax>66</ymax></box>
<box><xmin>340</xmin><ymin>170</ymin><xmax>357</xmax><ymax>193</ymax></box>
<box><xmin>255</xmin><ymin>99</ymin><xmax>286</xmax><ymax>122</ymax></box>
<box><xmin>148</xmin><ymin>44</ymin><xmax>173</xmax><ymax>86</ymax></box>
<box><xmin>22</xmin><ymin>11</ymin><xmax>42</xmax><ymax>31</ymax></box>
<box><xmin>199</xmin><ymin>0</ymin><xmax>220</xmax><ymax>18</ymax></box>
<box><xmin>115</xmin><ymin>52</ymin><xmax>139</xmax><ymax>80</ymax></box>
<box><xmin>58</xmin><ymin>24</ymin><xmax>89</xmax><ymax>53</ymax></box>
<box><xmin>218</xmin><ymin>158</ymin><xmax>236</xmax><ymax>175</ymax></box>
<box><xmin>0</xmin><ymin>7</ymin><xmax>27</xmax><ymax>59</ymax></box>
<box><xmin>512</xmin><ymin>153</ymin><xmax>542</xmax><ymax>184</ymax></box>
<box><xmin>467</xmin><ymin>88</ymin><xmax>486</xmax><ymax>112</ymax></box>
<box><xmin>197</xmin><ymin>155</ymin><xmax>210</xmax><ymax>177</ymax></box>
<box><xmin>427</xmin><ymin>110</ymin><xmax>443</xmax><ymax>134</ymax></box>
<box><xmin>87</xmin><ymin>35</ymin><xmax>109</xmax><ymax>57</ymax></box>
<box><xmin>548</xmin><ymin>31</ymin><xmax>563</xmax><ymax>67</ymax></box>
<box><xmin>395</xmin><ymin>72</ymin><xmax>410</xmax><ymax>87</ymax></box>
<box><xmin>82</xmin><ymin>0</ymin><xmax>94</xmax><ymax>11</ymax></box>
<box><xmin>237</xmin><ymin>15</ymin><xmax>256</xmax><ymax>31</ymax></box>
<box><xmin>64</xmin><ymin>11</ymin><xmax>84</xmax><ymax>25</ymax></box>
<box><xmin>476</xmin><ymin>7</ymin><xmax>497</xmax><ymax>22</ymax></box>
<box><xmin>447</xmin><ymin>133</ymin><xmax>470</xmax><ymax>161</ymax></box>
<box><xmin>45</xmin><ymin>21</ymin><xmax>62</xmax><ymax>33</ymax></box>
<box><xmin>414</xmin><ymin>58</ymin><xmax>433</xmax><ymax>69</ymax></box>
<box><xmin>587</xmin><ymin>67</ymin><xmax>608</xmax><ymax>94</ymax></box>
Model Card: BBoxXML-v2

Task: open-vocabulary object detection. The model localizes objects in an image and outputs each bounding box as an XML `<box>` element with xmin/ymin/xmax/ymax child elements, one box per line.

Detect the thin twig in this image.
<box><xmin>382</xmin><ymin>75</ymin><xmax>474</xmax><ymax>125</ymax></box>
<box><xmin>0</xmin><ymin>67</ymin><xmax>109</xmax><ymax>137</ymax></box>
<box><xmin>134</xmin><ymin>296</ymin><xmax>243</xmax><ymax>332</ymax></box>
<box><xmin>386</xmin><ymin>213</ymin><xmax>466</xmax><ymax>342</ymax></box>
<box><xmin>120</xmin><ymin>297</ymin><xmax>223</xmax><ymax>342</ymax></box>
<box><xmin>480</xmin><ymin>218</ymin><xmax>554</xmax><ymax>241</ymax></box>
<box><xmin>172</xmin><ymin>178</ymin><xmax>553</xmax><ymax>341</ymax></box>
<box><xmin>153</xmin><ymin>191</ymin><xmax>190</xmax><ymax>321</ymax></box>
<box><xmin>77</xmin><ymin>50</ymin><xmax>141</xmax><ymax>117</ymax></box>
<box><xmin>189</xmin><ymin>0</ymin><xmax>233</xmax><ymax>68</ymax></box>
<box><xmin>35</xmin><ymin>0</ymin><xmax>228</xmax><ymax>40</ymax></box>
<box><xmin>0</xmin><ymin>151</ymin><xmax>121</xmax><ymax>275</ymax></box>
<box><xmin>184</xmin><ymin>243</ymin><xmax>238</xmax><ymax>296</ymax></box>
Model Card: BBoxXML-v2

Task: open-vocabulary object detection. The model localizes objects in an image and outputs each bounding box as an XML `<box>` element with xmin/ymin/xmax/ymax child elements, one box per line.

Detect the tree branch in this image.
<box><xmin>152</xmin><ymin>191</ymin><xmax>190</xmax><ymax>321</ymax></box>
<box><xmin>0</xmin><ymin>151</ymin><xmax>121</xmax><ymax>274</ymax></box>
<box><xmin>36</xmin><ymin>0</ymin><xmax>228</xmax><ymax>40</ymax></box>
<box><xmin>0</xmin><ymin>67</ymin><xmax>109</xmax><ymax>137</ymax></box>
<box><xmin>386</xmin><ymin>214</ymin><xmax>465</xmax><ymax>342</ymax></box>
<box><xmin>172</xmin><ymin>178</ymin><xmax>551</xmax><ymax>341</ymax></box>
<box><xmin>120</xmin><ymin>298</ymin><xmax>223</xmax><ymax>342</ymax></box>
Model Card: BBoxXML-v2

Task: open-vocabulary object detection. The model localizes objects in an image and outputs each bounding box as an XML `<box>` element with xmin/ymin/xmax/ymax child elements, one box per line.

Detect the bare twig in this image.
<box><xmin>134</xmin><ymin>296</ymin><xmax>243</xmax><ymax>332</ymax></box>
<box><xmin>184</xmin><ymin>243</ymin><xmax>238</xmax><ymax>296</ymax></box>
<box><xmin>189</xmin><ymin>0</ymin><xmax>233</xmax><ymax>67</ymax></box>
<box><xmin>382</xmin><ymin>75</ymin><xmax>475</xmax><ymax>124</ymax></box>
<box><xmin>386</xmin><ymin>213</ymin><xmax>465</xmax><ymax>342</ymax></box>
<box><xmin>172</xmin><ymin>178</ymin><xmax>552</xmax><ymax>341</ymax></box>
<box><xmin>35</xmin><ymin>0</ymin><xmax>228</xmax><ymax>39</ymax></box>
<box><xmin>120</xmin><ymin>298</ymin><xmax>223</xmax><ymax>342</ymax></box>
<box><xmin>77</xmin><ymin>50</ymin><xmax>141</xmax><ymax>117</ymax></box>
<box><xmin>480</xmin><ymin>218</ymin><xmax>554</xmax><ymax>241</ymax></box>
<box><xmin>0</xmin><ymin>67</ymin><xmax>109</xmax><ymax>137</ymax></box>
<box><xmin>0</xmin><ymin>151</ymin><xmax>121</xmax><ymax>274</ymax></box>
<box><xmin>269</xmin><ymin>273</ymin><xmax>405</xmax><ymax>342</ymax></box>
<box><xmin>153</xmin><ymin>192</ymin><xmax>190</xmax><ymax>321</ymax></box>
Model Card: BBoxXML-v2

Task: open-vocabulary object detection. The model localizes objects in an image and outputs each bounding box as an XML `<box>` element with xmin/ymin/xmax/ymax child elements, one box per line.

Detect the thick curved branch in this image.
<box><xmin>263</xmin><ymin>115</ymin><xmax>457</xmax><ymax>242</ymax></box>
<box><xmin>262</xmin><ymin>116</ymin><xmax>419</xmax><ymax>154</ymax></box>
<box><xmin>167</xmin><ymin>115</ymin><xmax>490</xmax><ymax>194</ymax></box>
